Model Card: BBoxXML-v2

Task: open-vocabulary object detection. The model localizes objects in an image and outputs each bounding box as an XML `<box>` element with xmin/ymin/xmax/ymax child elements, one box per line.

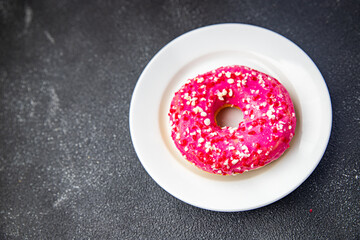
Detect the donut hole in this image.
<box><xmin>215</xmin><ymin>105</ymin><xmax>244</xmax><ymax>128</ymax></box>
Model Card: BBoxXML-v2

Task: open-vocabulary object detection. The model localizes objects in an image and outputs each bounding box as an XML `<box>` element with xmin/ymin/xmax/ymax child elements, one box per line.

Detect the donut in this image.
<box><xmin>169</xmin><ymin>65</ymin><xmax>296</xmax><ymax>175</ymax></box>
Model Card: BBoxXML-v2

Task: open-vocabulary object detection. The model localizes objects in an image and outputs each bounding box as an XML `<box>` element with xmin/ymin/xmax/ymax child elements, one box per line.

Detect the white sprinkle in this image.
<box><xmin>200</xmin><ymin>112</ymin><xmax>207</xmax><ymax>117</ymax></box>
<box><xmin>228</xmin><ymin>89</ymin><xmax>233</xmax><ymax>97</ymax></box>
<box><xmin>227</xmin><ymin>78</ymin><xmax>234</xmax><ymax>84</ymax></box>
<box><xmin>198</xmin><ymin>138</ymin><xmax>205</xmax><ymax>143</ymax></box>
<box><xmin>176</xmin><ymin>133</ymin><xmax>181</xmax><ymax>139</ymax></box>
<box><xmin>222</xmin><ymin>89</ymin><xmax>228</xmax><ymax>95</ymax></box>
<box><xmin>266</xmin><ymin>109</ymin><xmax>275</xmax><ymax>119</ymax></box>
<box><xmin>184</xmin><ymin>146</ymin><xmax>188</xmax><ymax>151</ymax></box>
<box><xmin>289</xmin><ymin>126</ymin><xmax>292</xmax><ymax>129</ymax></box>
<box><xmin>257</xmin><ymin>150</ymin><xmax>263</xmax><ymax>154</ymax></box>
<box><xmin>241</xmin><ymin>145</ymin><xmax>249</xmax><ymax>153</ymax></box>
<box><xmin>204</xmin><ymin>118</ymin><xmax>210</xmax><ymax>126</ymax></box>
<box><xmin>193</xmin><ymin>106</ymin><xmax>203</xmax><ymax>113</ymax></box>
<box><xmin>209</xmin><ymin>132</ymin><xmax>217</xmax><ymax>137</ymax></box>
<box><xmin>225</xmin><ymin>72</ymin><xmax>231</xmax><ymax>78</ymax></box>
<box><xmin>197</xmin><ymin>77</ymin><xmax>204</xmax><ymax>83</ymax></box>
<box><xmin>232</xmin><ymin>160</ymin><xmax>239</xmax><ymax>165</ymax></box>
<box><xmin>217</xmin><ymin>91</ymin><xmax>224</xmax><ymax>101</ymax></box>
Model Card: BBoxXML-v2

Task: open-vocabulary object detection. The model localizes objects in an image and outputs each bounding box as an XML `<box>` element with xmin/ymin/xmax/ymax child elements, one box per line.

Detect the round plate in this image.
<box><xmin>129</xmin><ymin>23</ymin><xmax>332</xmax><ymax>212</ymax></box>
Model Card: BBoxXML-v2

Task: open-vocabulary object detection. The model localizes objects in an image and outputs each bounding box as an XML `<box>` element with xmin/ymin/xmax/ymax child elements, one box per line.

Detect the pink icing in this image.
<box><xmin>169</xmin><ymin>65</ymin><xmax>296</xmax><ymax>175</ymax></box>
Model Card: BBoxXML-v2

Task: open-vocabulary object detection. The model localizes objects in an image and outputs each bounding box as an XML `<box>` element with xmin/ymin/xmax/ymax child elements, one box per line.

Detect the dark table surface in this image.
<box><xmin>1</xmin><ymin>0</ymin><xmax>359</xmax><ymax>239</ymax></box>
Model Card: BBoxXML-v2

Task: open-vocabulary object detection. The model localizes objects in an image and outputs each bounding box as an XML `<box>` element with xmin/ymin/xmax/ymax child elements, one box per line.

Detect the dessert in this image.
<box><xmin>169</xmin><ymin>65</ymin><xmax>296</xmax><ymax>175</ymax></box>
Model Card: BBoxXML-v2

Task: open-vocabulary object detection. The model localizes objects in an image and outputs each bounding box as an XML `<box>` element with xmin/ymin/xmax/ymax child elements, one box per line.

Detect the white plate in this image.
<box><xmin>129</xmin><ymin>23</ymin><xmax>332</xmax><ymax>212</ymax></box>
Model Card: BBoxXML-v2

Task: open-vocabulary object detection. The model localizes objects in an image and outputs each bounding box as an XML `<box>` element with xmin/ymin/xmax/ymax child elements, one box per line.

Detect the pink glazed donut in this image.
<box><xmin>169</xmin><ymin>65</ymin><xmax>296</xmax><ymax>175</ymax></box>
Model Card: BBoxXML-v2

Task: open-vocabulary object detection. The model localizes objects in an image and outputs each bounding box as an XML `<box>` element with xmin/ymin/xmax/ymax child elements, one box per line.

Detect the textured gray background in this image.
<box><xmin>0</xmin><ymin>0</ymin><xmax>359</xmax><ymax>239</ymax></box>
